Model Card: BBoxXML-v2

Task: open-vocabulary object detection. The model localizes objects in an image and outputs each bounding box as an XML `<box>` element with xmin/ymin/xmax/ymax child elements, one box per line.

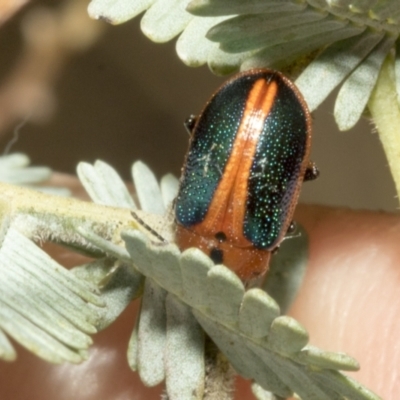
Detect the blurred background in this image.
<box><xmin>0</xmin><ymin>0</ymin><xmax>397</xmax><ymax>211</ymax></box>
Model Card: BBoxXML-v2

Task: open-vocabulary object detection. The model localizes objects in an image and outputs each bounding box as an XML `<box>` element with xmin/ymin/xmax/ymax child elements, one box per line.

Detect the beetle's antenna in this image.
<box><xmin>131</xmin><ymin>211</ymin><xmax>168</xmax><ymax>244</ymax></box>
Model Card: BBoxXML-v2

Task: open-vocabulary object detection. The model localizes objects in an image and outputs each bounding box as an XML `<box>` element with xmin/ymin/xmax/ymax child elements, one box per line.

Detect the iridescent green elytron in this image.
<box><xmin>176</xmin><ymin>69</ymin><xmax>312</xmax><ymax>251</ymax></box>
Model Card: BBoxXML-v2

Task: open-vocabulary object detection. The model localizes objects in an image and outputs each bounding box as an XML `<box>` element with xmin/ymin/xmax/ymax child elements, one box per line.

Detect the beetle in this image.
<box><xmin>174</xmin><ymin>69</ymin><xmax>316</xmax><ymax>284</ymax></box>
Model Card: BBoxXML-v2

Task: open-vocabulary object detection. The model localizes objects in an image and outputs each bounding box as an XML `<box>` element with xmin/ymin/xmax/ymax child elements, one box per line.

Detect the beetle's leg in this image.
<box><xmin>272</xmin><ymin>246</ymin><xmax>280</xmax><ymax>255</ymax></box>
<box><xmin>304</xmin><ymin>161</ymin><xmax>319</xmax><ymax>181</ymax></box>
<box><xmin>286</xmin><ymin>221</ymin><xmax>297</xmax><ymax>235</ymax></box>
<box><xmin>184</xmin><ymin>115</ymin><xmax>197</xmax><ymax>135</ymax></box>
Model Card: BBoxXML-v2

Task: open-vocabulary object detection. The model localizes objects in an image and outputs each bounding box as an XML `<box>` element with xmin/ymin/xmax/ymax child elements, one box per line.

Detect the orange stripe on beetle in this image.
<box><xmin>175</xmin><ymin>69</ymin><xmax>313</xmax><ymax>284</ymax></box>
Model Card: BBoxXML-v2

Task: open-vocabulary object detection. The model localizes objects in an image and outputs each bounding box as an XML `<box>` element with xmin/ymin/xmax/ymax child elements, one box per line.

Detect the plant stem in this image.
<box><xmin>368</xmin><ymin>55</ymin><xmax>400</xmax><ymax>203</ymax></box>
<box><xmin>204</xmin><ymin>337</ymin><xmax>236</xmax><ymax>400</ymax></box>
<box><xmin>0</xmin><ymin>181</ymin><xmax>143</xmax><ymax>247</ymax></box>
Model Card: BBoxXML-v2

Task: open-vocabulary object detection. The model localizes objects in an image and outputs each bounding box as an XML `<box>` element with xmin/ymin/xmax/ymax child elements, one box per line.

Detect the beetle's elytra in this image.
<box><xmin>175</xmin><ymin>69</ymin><xmax>313</xmax><ymax>283</ymax></box>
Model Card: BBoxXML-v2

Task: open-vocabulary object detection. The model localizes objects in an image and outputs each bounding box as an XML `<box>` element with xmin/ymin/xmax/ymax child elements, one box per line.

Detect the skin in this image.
<box><xmin>0</xmin><ymin>176</ymin><xmax>398</xmax><ymax>399</ymax></box>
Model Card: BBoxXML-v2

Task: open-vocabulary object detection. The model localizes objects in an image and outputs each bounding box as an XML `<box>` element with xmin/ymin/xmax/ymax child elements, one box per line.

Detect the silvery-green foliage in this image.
<box><xmin>76</xmin><ymin>160</ymin><xmax>380</xmax><ymax>400</ymax></box>
<box><xmin>88</xmin><ymin>0</ymin><xmax>400</xmax><ymax>130</ymax></box>
<box><xmin>0</xmin><ymin>155</ymin><xmax>381</xmax><ymax>399</ymax></box>
<box><xmin>0</xmin><ymin>153</ymin><xmax>69</xmax><ymax>195</ymax></box>
<box><xmin>0</xmin><ymin>154</ymin><xmax>103</xmax><ymax>363</ymax></box>
<box><xmin>0</xmin><ymin>227</ymin><xmax>102</xmax><ymax>363</ymax></box>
